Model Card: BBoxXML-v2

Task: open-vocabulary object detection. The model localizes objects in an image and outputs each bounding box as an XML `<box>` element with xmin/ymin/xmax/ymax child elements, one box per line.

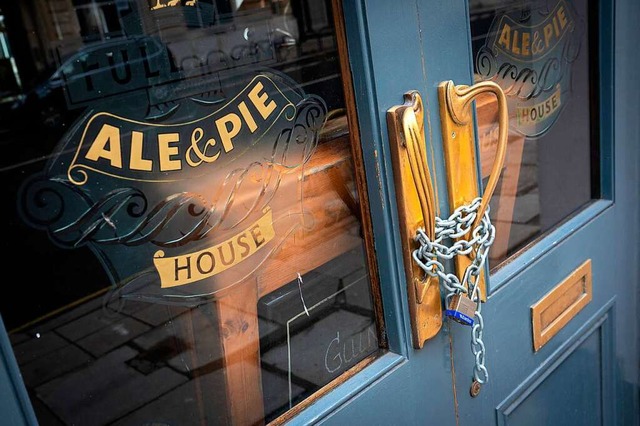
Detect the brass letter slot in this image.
<box><xmin>531</xmin><ymin>259</ymin><xmax>593</xmax><ymax>351</ymax></box>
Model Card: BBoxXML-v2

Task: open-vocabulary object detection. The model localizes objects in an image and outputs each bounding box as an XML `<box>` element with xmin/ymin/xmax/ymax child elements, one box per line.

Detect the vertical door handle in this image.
<box><xmin>439</xmin><ymin>80</ymin><xmax>508</xmax><ymax>230</ymax></box>
<box><xmin>387</xmin><ymin>81</ymin><xmax>508</xmax><ymax>348</ymax></box>
<box><xmin>439</xmin><ymin>80</ymin><xmax>508</xmax><ymax>302</ymax></box>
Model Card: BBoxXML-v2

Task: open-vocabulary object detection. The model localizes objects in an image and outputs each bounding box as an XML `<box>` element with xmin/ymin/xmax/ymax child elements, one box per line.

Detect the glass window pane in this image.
<box><xmin>0</xmin><ymin>1</ymin><xmax>383</xmax><ymax>424</ymax></box>
<box><xmin>468</xmin><ymin>0</ymin><xmax>599</xmax><ymax>269</ymax></box>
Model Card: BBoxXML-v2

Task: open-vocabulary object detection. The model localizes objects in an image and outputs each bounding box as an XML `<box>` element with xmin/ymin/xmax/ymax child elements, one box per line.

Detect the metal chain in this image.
<box><xmin>412</xmin><ymin>197</ymin><xmax>495</xmax><ymax>386</ymax></box>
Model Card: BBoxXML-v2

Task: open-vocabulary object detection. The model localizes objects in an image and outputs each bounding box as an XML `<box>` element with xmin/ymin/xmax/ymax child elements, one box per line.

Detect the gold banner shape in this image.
<box><xmin>492</xmin><ymin>0</ymin><xmax>574</xmax><ymax>61</ymax></box>
<box><xmin>68</xmin><ymin>75</ymin><xmax>295</xmax><ymax>185</ymax></box>
<box><xmin>153</xmin><ymin>208</ymin><xmax>275</xmax><ymax>287</ymax></box>
<box><xmin>516</xmin><ymin>87</ymin><xmax>562</xmax><ymax>126</ymax></box>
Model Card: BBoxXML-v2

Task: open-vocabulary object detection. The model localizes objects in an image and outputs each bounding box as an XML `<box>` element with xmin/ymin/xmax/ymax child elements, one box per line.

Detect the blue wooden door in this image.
<box><xmin>0</xmin><ymin>0</ymin><xmax>638</xmax><ymax>425</ymax></box>
<box><xmin>298</xmin><ymin>0</ymin><xmax>639</xmax><ymax>424</ymax></box>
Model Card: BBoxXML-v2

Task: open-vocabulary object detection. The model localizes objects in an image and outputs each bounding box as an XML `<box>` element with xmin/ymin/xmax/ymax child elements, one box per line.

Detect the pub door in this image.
<box><xmin>321</xmin><ymin>0</ymin><xmax>639</xmax><ymax>424</ymax></box>
<box><xmin>0</xmin><ymin>0</ymin><xmax>638</xmax><ymax>425</ymax></box>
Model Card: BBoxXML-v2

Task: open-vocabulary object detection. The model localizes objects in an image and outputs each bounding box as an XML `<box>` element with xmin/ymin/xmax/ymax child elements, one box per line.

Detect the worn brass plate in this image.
<box><xmin>531</xmin><ymin>259</ymin><xmax>593</xmax><ymax>351</ymax></box>
<box><xmin>387</xmin><ymin>92</ymin><xmax>442</xmax><ymax>348</ymax></box>
<box><xmin>438</xmin><ymin>83</ymin><xmax>486</xmax><ymax>301</ymax></box>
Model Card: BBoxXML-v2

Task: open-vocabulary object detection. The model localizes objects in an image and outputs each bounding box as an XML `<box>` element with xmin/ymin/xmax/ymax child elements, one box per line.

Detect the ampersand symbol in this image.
<box><xmin>186</xmin><ymin>127</ymin><xmax>220</xmax><ymax>167</ymax></box>
<box><xmin>531</xmin><ymin>31</ymin><xmax>544</xmax><ymax>56</ymax></box>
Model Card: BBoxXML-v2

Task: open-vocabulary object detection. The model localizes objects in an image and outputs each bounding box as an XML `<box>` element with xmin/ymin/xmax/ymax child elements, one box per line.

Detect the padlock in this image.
<box><xmin>444</xmin><ymin>293</ymin><xmax>476</xmax><ymax>326</ymax></box>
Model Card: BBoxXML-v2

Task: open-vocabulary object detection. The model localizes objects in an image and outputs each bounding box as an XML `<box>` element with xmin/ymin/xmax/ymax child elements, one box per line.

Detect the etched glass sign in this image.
<box><xmin>469</xmin><ymin>0</ymin><xmax>598</xmax><ymax>268</ymax></box>
<box><xmin>20</xmin><ymin>70</ymin><xmax>327</xmax><ymax>304</ymax></box>
<box><xmin>258</xmin><ymin>252</ymin><xmax>377</xmax><ymax>421</ymax></box>
<box><xmin>1</xmin><ymin>1</ymin><xmax>382</xmax><ymax>424</ymax></box>
<box><xmin>475</xmin><ymin>0</ymin><xmax>584</xmax><ymax>137</ymax></box>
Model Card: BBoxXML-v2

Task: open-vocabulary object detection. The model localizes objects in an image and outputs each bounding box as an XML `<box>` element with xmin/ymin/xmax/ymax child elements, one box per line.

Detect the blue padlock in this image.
<box><xmin>444</xmin><ymin>294</ymin><xmax>475</xmax><ymax>326</ymax></box>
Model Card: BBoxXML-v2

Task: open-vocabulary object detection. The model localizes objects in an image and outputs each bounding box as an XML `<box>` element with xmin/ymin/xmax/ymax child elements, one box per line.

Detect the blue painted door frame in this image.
<box><xmin>1</xmin><ymin>0</ymin><xmax>638</xmax><ymax>425</ymax></box>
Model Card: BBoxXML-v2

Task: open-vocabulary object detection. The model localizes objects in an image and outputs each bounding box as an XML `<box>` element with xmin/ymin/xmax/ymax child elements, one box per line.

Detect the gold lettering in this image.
<box><xmin>250</xmin><ymin>224</ymin><xmax>265</xmax><ymax>247</ymax></box>
<box><xmin>522</xmin><ymin>32</ymin><xmax>530</xmax><ymax>56</ymax></box>
<box><xmin>154</xmin><ymin>209</ymin><xmax>275</xmax><ymax>288</ymax></box>
<box><xmin>237</xmin><ymin>233</ymin><xmax>251</xmax><ymax>257</ymax></box>
<box><xmin>129</xmin><ymin>131</ymin><xmax>152</xmax><ymax>171</ymax></box>
<box><xmin>158</xmin><ymin>133</ymin><xmax>181</xmax><ymax>171</ymax></box>
<box><xmin>72</xmin><ymin>75</ymin><xmax>292</xmax><ymax>184</ymax></box>
<box><xmin>85</xmin><ymin>124</ymin><xmax>123</xmax><ymax>168</ymax></box>
<box><xmin>238</xmin><ymin>101</ymin><xmax>258</xmax><ymax>133</ymax></box>
<box><xmin>558</xmin><ymin>6</ymin><xmax>568</xmax><ymax>29</ymax></box>
<box><xmin>174</xmin><ymin>256</ymin><xmax>191</xmax><ymax>282</ymax></box>
<box><xmin>217</xmin><ymin>241</ymin><xmax>236</xmax><ymax>266</ymax></box>
<box><xmin>498</xmin><ymin>23</ymin><xmax>511</xmax><ymax>50</ymax></box>
<box><xmin>543</xmin><ymin>23</ymin><xmax>554</xmax><ymax>48</ymax></box>
<box><xmin>215</xmin><ymin>113</ymin><xmax>242</xmax><ymax>153</ymax></box>
<box><xmin>553</xmin><ymin>16</ymin><xmax>561</xmax><ymax>37</ymax></box>
<box><xmin>186</xmin><ymin>127</ymin><xmax>220</xmax><ymax>167</ymax></box>
<box><xmin>516</xmin><ymin>88</ymin><xmax>562</xmax><ymax>126</ymax></box>
<box><xmin>248</xmin><ymin>81</ymin><xmax>276</xmax><ymax>119</ymax></box>
<box><xmin>512</xmin><ymin>30</ymin><xmax>521</xmax><ymax>55</ymax></box>
<box><xmin>531</xmin><ymin>31</ymin><xmax>543</xmax><ymax>55</ymax></box>
<box><xmin>196</xmin><ymin>252</ymin><xmax>215</xmax><ymax>275</ymax></box>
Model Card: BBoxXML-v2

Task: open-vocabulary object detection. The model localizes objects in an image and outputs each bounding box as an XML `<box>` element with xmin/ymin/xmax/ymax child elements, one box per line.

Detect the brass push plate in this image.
<box><xmin>387</xmin><ymin>91</ymin><xmax>442</xmax><ymax>348</ymax></box>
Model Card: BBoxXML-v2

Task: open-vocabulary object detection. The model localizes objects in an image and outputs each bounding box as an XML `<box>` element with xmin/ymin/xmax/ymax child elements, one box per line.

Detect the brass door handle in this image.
<box><xmin>439</xmin><ymin>80</ymin><xmax>508</xmax><ymax>302</ymax></box>
<box><xmin>439</xmin><ymin>80</ymin><xmax>508</xmax><ymax>230</ymax></box>
<box><xmin>387</xmin><ymin>81</ymin><xmax>508</xmax><ymax>348</ymax></box>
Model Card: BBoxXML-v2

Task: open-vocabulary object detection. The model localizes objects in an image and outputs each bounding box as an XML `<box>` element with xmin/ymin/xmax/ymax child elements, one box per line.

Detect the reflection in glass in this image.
<box><xmin>259</xmin><ymin>248</ymin><xmax>377</xmax><ymax>422</ymax></box>
<box><xmin>0</xmin><ymin>1</ymin><xmax>381</xmax><ymax>424</ymax></box>
<box><xmin>468</xmin><ymin>0</ymin><xmax>598</xmax><ymax>269</ymax></box>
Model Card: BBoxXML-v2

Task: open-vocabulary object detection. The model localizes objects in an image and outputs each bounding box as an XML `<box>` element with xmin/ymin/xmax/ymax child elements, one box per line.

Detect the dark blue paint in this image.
<box><xmin>0</xmin><ymin>315</ymin><xmax>37</xmax><ymax>425</ymax></box>
<box><xmin>496</xmin><ymin>306</ymin><xmax>612</xmax><ymax>426</ymax></box>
